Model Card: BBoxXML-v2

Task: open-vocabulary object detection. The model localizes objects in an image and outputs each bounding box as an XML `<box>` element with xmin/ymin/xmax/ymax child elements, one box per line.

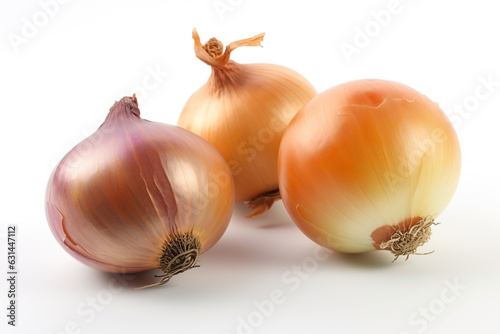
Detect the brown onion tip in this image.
<box><xmin>104</xmin><ymin>95</ymin><xmax>141</xmax><ymax>124</ymax></box>
<box><xmin>245</xmin><ymin>188</ymin><xmax>281</xmax><ymax>218</ymax></box>
<box><xmin>375</xmin><ymin>216</ymin><xmax>438</xmax><ymax>262</ymax></box>
<box><xmin>135</xmin><ymin>232</ymin><xmax>201</xmax><ymax>289</ymax></box>
<box><xmin>203</xmin><ymin>37</ymin><xmax>224</xmax><ymax>58</ymax></box>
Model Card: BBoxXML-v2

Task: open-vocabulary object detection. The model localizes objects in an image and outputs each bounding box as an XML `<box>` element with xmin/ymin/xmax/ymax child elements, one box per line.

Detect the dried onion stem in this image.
<box><xmin>245</xmin><ymin>189</ymin><xmax>281</xmax><ymax>218</ymax></box>
<box><xmin>203</xmin><ymin>37</ymin><xmax>224</xmax><ymax>57</ymax></box>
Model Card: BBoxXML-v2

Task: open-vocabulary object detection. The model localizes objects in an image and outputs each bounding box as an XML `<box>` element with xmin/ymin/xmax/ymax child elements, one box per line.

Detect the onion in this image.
<box><xmin>177</xmin><ymin>29</ymin><xmax>317</xmax><ymax>217</ymax></box>
<box><xmin>46</xmin><ymin>95</ymin><xmax>234</xmax><ymax>287</ymax></box>
<box><xmin>278</xmin><ymin>79</ymin><xmax>461</xmax><ymax>261</ymax></box>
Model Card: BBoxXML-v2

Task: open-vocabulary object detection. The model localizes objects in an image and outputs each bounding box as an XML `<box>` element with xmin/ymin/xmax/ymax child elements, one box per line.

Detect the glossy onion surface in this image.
<box><xmin>278</xmin><ymin>79</ymin><xmax>461</xmax><ymax>254</ymax></box>
<box><xmin>178</xmin><ymin>29</ymin><xmax>317</xmax><ymax>211</ymax></box>
<box><xmin>46</xmin><ymin>97</ymin><xmax>234</xmax><ymax>274</ymax></box>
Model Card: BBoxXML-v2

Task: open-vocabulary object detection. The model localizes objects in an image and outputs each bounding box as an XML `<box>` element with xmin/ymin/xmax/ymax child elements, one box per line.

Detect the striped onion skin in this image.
<box><xmin>46</xmin><ymin>96</ymin><xmax>234</xmax><ymax>283</ymax></box>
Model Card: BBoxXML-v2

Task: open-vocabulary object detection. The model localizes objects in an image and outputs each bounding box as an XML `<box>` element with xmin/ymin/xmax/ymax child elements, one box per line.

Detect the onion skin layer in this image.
<box><xmin>46</xmin><ymin>96</ymin><xmax>234</xmax><ymax>274</ymax></box>
<box><xmin>278</xmin><ymin>79</ymin><xmax>461</xmax><ymax>255</ymax></box>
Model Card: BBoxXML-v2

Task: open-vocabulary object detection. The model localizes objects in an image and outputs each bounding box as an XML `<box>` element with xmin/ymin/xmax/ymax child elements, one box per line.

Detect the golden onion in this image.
<box><xmin>178</xmin><ymin>29</ymin><xmax>317</xmax><ymax>217</ymax></box>
<box><xmin>278</xmin><ymin>79</ymin><xmax>461</xmax><ymax>261</ymax></box>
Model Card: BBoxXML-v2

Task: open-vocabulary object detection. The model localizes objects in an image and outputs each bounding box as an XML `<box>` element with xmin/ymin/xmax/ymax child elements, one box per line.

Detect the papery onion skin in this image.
<box><xmin>178</xmin><ymin>29</ymin><xmax>317</xmax><ymax>217</ymax></box>
<box><xmin>278</xmin><ymin>79</ymin><xmax>461</xmax><ymax>258</ymax></box>
<box><xmin>46</xmin><ymin>96</ymin><xmax>234</xmax><ymax>278</ymax></box>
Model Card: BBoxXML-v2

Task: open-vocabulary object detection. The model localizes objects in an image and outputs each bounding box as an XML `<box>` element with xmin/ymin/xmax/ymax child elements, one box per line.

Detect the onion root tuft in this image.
<box><xmin>379</xmin><ymin>216</ymin><xmax>438</xmax><ymax>262</ymax></box>
<box><xmin>136</xmin><ymin>233</ymin><xmax>201</xmax><ymax>289</ymax></box>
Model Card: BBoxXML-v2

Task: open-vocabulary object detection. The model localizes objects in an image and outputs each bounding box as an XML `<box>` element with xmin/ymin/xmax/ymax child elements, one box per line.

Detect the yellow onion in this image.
<box><xmin>177</xmin><ymin>29</ymin><xmax>317</xmax><ymax>217</ymax></box>
<box><xmin>278</xmin><ymin>79</ymin><xmax>461</xmax><ymax>261</ymax></box>
<box><xmin>46</xmin><ymin>95</ymin><xmax>234</xmax><ymax>287</ymax></box>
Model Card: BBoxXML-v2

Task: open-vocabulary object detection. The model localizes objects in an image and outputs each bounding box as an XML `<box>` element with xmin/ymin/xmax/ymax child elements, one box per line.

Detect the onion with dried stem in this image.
<box><xmin>178</xmin><ymin>29</ymin><xmax>317</xmax><ymax>217</ymax></box>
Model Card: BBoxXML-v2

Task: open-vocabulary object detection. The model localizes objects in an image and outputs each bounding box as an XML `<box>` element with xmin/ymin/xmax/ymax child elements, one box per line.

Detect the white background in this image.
<box><xmin>1</xmin><ymin>0</ymin><xmax>499</xmax><ymax>333</ymax></box>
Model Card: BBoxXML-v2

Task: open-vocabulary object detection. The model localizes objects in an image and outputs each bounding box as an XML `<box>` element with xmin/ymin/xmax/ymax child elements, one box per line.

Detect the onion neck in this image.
<box><xmin>371</xmin><ymin>216</ymin><xmax>438</xmax><ymax>262</ymax></box>
<box><xmin>136</xmin><ymin>232</ymin><xmax>201</xmax><ymax>289</ymax></box>
<box><xmin>202</xmin><ymin>37</ymin><xmax>247</xmax><ymax>89</ymax></box>
<box><xmin>192</xmin><ymin>29</ymin><xmax>265</xmax><ymax>93</ymax></box>
<box><xmin>192</xmin><ymin>28</ymin><xmax>264</xmax><ymax>69</ymax></box>
<box><xmin>207</xmin><ymin>62</ymin><xmax>250</xmax><ymax>94</ymax></box>
<box><xmin>103</xmin><ymin>94</ymin><xmax>141</xmax><ymax>124</ymax></box>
